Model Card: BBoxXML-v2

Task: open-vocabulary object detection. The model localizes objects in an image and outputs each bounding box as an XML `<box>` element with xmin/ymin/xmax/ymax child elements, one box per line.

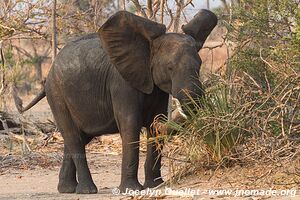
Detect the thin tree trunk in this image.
<box><xmin>167</xmin><ymin>95</ymin><xmax>172</xmax><ymax>120</ymax></box>
<box><xmin>0</xmin><ymin>41</ymin><xmax>6</xmax><ymax>96</ymax></box>
<box><xmin>122</xmin><ymin>0</ymin><xmax>126</xmax><ymax>10</ymax></box>
<box><xmin>51</xmin><ymin>0</ymin><xmax>57</xmax><ymax>62</ymax></box>
<box><xmin>170</xmin><ymin>0</ymin><xmax>184</xmax><ymax>119</ymax></box>
<box><xmin>207</xmin><ymin>0</ymin><xmax>210</xmax><ymax>9</ymax></box>
<box><xmin>0</xmin><ymin>41</ymin><xmax>7</xmax><ymax>111</ymax></box>
<box><xmin>132</xmin><ymin>0</ymin><xmax>147</xmax><ymax>18</ymax></box>
<box><xmin>147</xmin><ymin>0</ymin><xmax>153</xmax><ymax>17</ymax></box>
<box><xmin>160</xmin><ymin>0</ymin><xmax>165</xmax><ymax>24</ymax></box>
<box><xmin>173</xmin><ymin>0</ymin><xmax>183</xmax><ymax>32</ymax></box>
<box><xmin>34</xmin><ymin>60</ymin><xmax>43</xmax><ymax>82</ymax></box>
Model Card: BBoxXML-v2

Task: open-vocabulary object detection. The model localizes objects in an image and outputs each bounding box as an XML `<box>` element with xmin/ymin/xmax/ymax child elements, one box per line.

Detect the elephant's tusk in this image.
<box><xmin>171</xmin><ymin>98</ymin><xmax>187</xmax><ymax>123</ymax></box>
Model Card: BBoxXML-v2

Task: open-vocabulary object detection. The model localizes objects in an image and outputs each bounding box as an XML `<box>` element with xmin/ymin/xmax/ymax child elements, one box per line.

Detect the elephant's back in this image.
<box><xmin>50</xmin><ymin>33</ymin><xmax>112</xmax><ymax>87</ymax></box>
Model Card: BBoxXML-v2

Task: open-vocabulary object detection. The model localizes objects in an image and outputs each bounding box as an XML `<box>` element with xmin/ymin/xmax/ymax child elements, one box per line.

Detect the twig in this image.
<box><xmin>159</xmin><ymin>0</ymin><xmax>165</xmax><ymax>24</ymax></box>
<box><xmin>131</xmin><ymin>0</ymin><xmax>148</xmax><ymax>18</ymax></box>
<box><xmin>165</xmin><ymin>1</ymin><xmax>174</xmax><ymax>31</ymax></box>
<box><xmin>0</xmin><ymin>40</ymin><xmax>6</xmax><ymax>96</ymax></box>
<box><xmin>146</xmin><ymin>0</ymin><xmax>153</xmax><ymax>17</ymax></box>
<box><xmin>202</xmin><ymin>42</ymin><xmax>225</xmax><ymax>50</ymax></box>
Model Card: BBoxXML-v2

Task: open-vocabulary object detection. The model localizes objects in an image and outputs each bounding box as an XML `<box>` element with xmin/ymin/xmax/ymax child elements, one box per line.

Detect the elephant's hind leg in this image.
<box><xmin>47</xmin><ymin>95</ymin><xmax>97</xmax><ymax>194</ymax></box>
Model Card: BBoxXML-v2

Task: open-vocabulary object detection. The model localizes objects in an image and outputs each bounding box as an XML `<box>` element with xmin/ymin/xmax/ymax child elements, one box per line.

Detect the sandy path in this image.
<box><xmin>0</xmin><ymin>154</ymin><xmax>124</xmax><ymax>200</ymax></box>
<box><xmin>0</xmin><ymin>152</ymin><xmax>188</xmax><ymax>200</ymax></box>
<box><xmin>1</xmin><ymin>152</ymin><xmax>299</xmax><ymax>200</ymax></box>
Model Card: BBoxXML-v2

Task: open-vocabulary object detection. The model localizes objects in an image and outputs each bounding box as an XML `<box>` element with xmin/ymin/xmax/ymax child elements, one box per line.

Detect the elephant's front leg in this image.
<box><xmin>118</xmin><ymin>118</ymin><xmax>143</xmax><ymax>192</ymax></box>
<box><xmin>111</xmin><ymin>86</ymin><xmax>145</xmax><ymax>192</ymax></box>
<box><xmin>57</xmin><ymin>146</ymin><xmax>78</xmax><ymax>193</ymax></box>
<box><xmin>144</xmin><ymin>128</ymin><xmax>164</xmax><ymax>188</ymax></box>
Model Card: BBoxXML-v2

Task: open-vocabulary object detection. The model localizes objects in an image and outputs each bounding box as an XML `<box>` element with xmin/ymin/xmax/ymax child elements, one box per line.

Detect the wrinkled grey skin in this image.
<box><xmin>15</xmin><ymin>10</ymin><xmax>217</xmax><ymax>194</ymax></box>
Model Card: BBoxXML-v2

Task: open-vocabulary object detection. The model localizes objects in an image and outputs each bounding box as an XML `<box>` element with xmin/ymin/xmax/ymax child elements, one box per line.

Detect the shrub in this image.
<box><xmin>159</xmin><ymin>0</ymin><xmax>300</xmax><ymax>169</ymax></box>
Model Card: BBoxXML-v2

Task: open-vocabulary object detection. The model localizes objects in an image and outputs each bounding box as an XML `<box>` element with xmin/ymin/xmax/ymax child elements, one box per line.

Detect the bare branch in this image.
<box><xmin>131</xmin><ymin>0</ymin><xmax>148</xmax><ymax>18</ymax></box>
<box><xmin>160</xmin><ymin>0</ymin><xmax>165</xmax><ymax>23</ymax></box>
<box><xmin>182</xmin><ymin>10</ymin><xmax>188</xmax><ymax>23</ymax></box>
<box><xmin>150</xmin><ymin>0</ymin><xmax>160</xmax><ymax>20</ymax></box>
<box><xmin>0</xmin><ymin>41</ymin><xmax>6</xmax><ymax>96</ymax></box>
<box><xmin>173</xmin><ymin>0</ymin><xmax>183</xmax><ymax>32</ymax></box>
<box><xmin>51</xmin><ymin>0</ymin><xmax>57</xmax><ymax>61</ymax></box>
<box><xmin>147</xmin><ymin>0</ymin><xmax>153</xmax><ymax>17</ymax></box>
<box><xmin>165</xmin><ymin>1</ymin><xmax>174</xmax><ymax>31</ymax></box>
<box><xmin>0</xmin><ymin>41</ymin><xmax>4</xmax><ymax>68</ymax></box>
<box><xmin>202</xmin><ymin>42</ymin><xmax>225</xmax><ymax>50</ymax></box>
<box><xmin>122</xmin><ymin>0</ymin><xmax>126</xmax><ymax>10</ymax></box>
<box><xmin>183</xmin><ymin>0</ymin><xmax>194</xmax><ymax>8</ymax></box>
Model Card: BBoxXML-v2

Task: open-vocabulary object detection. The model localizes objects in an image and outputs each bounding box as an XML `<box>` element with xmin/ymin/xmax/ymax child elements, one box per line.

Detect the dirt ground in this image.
<box><xmin>1</xmin><ymin>95</ymin><xmax>300</xmax><ymax>200</ymax></box>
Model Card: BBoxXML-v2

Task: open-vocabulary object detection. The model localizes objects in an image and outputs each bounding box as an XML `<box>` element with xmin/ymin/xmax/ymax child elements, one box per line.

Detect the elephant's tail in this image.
<box><xmin>13</xmin><ymin>83</ymin><xmax>46</xmax><ymax>114</ymax></box>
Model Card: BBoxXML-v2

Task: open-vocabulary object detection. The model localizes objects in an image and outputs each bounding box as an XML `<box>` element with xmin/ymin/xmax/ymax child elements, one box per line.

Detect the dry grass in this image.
<box><xmin>151</xmin><ymin>65</ymin><xmax>300</xmax><ymax>186</ymax></box>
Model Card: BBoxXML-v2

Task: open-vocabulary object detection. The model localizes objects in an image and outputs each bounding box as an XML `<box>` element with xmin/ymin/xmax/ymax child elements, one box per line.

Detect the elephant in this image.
<box><xmin>14</xmin><ymin>9</ymin><xmax>217</xmax><ymax>194</ymax></box>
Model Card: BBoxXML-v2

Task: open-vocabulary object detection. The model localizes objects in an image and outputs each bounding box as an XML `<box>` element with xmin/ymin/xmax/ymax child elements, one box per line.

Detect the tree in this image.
<box><xmin>52</xmin><ymin>0</ymin><xmax>57</xmax><ymax>61</ymax></box>
<box><xmin>207</xmin><ymin>0</ymin><xmax>210</xmax><ymax>9</ymax></box>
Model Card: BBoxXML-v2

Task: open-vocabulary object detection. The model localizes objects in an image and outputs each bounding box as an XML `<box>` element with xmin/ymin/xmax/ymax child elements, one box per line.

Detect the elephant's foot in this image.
<box><xmin>143</xmin><ymin>178</ymin><xmax>164</xmax><ymax>189</ymax></box>
<box><xmin>58</xmin><ymin>180</ymin><xmax>78</xmax><ymax>193</ymax></box>
<box><xmin>119</xmin><ymin>179</ymin><xmax>143</xmax><ymax>193</ymax></box>
<box><xmin>76</xmin><ymin>181</ymin><xmax>98</xmax><ymax>194</ymax></box>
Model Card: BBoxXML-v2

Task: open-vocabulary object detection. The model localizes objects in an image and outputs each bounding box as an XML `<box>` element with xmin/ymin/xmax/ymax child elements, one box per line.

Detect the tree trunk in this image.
<box><xmin>147</xmin><ymin>0</ymin><xmax>153</xmax><ymax>17</ymax></box>
<box><xmin>0</xmin><ymin>41</ymin><xmax>7</xmax><ymax>111</ymax></box>
<box><xmin>51</xmin><ymin>0</ymin><xmax>57</xmax><ymax>62</ymax></box>
<box><xmin>122</xmin><ymin>0</ymin><xmax>126</xmax><ymax>10</ymax></box>
<box><xmin>160</xmin><ymin>0</ymin><xmax>165</xmax><ymax>24</ymax></box>
<box><xmin>173</xmin><ymin>0</ymin><xmax>183</xmax><ymax>32</ymax></box>
<box><xmin>34</xmin><ymin>59</ymin><xmax>43</xmax><ymax>82</ymax></box>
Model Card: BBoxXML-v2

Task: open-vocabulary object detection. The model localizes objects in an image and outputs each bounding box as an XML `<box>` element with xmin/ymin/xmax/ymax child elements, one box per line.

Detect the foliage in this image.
<box><xmin>57</xmin><ymin>0</ymin><xmax>118</xmax><ymax>41</ymax></box>
<box><xmin>161</xmin><ymin>0</ymin><xmax>300</xmax><ymax>168</ymax></box>
<box><xmin>2</xmin><ymin>47</ymin><xmax>32</xmax><ymax>89</ymax></box>
<box><xmin>0</xmin><ymin>0</ymin><xmax>119</xmax><ymax>97</ymax></box>
<box><xmin>162</xmin><ymin>79</ymin><xmax>244</xmax><ymax>164</ymax></box>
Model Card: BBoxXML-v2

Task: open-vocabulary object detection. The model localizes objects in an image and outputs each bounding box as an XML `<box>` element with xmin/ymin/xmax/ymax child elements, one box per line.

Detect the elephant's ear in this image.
<box><xmin>182</xmin><ymin>9</ymin><xmax>217</xmax><ymax>51</ymax></box>
<box><xmin>98</xmin><ymin>11</ymin><xmax>166</xmax><ymax>94</ymax></box>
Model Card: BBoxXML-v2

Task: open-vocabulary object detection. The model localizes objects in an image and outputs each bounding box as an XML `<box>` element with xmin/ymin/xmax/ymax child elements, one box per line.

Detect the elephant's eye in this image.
<box><xmin>167</xmin><ymin>65</ymin><xmax>173</xmax><ymax>72</ymax></box>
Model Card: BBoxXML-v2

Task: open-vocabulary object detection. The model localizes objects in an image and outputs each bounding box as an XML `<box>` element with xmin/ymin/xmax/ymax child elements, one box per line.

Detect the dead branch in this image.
<box><xmin>202</xmin><ymin>42</ymin><xmax>225</xmax><ymax>50</ymax></box>
<box><xmin>131</xmin><ymin>0</ymin><xmax>148</xmax><ymax>18</ymax></box>
<box><xmin>0</xmin><ymin>110</ymin><xmax>56</xmax><ymax>136</ymax></box>
<box><xmin>172</xmin><ymin>0</ymin><xmax>193</xmax><ymax>32</ymax></box>
<box><xmin>0</xmin><ymin>40</ymin><xmax>6</xmax><ymax>96</ymax></box>
<box><xmin>122</xmin><ymin>0</ymin><xmax>126</xmax><ymax>10</ymax></box>
<box><xmin>173</xmin><ymin>0</ymin><xmax>183</xmax><ymax>32</ymax></box>
<box><xmin>0</xmin><ymin>128</ymin><xmax>21</xmax><ymax>134</ymax></box>
<box><xmin>52</xmin><ymin>0</ymin><xmax>57</xmax><ymax>61</ymax></box>
<box><xmin>147</xmin><ymin>0</ymin><xmax>153</xmax><ymax>17</ymax></box>
<box><xmin>160</xmin><ymin>0</ymin><xmax>165</xmax><ymax>24</ymax></box>
<box><xmin>165</xmin><ymin>1</ymin><xmax>174</xmax><ymax>30</ymax></box>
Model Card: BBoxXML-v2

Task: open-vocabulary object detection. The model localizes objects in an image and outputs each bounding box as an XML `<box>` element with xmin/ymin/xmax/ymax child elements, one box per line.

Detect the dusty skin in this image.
<box><xmin>1</xmin><ymin>96</ymin><xmax>299</xmax><ymax>200</ymax></box>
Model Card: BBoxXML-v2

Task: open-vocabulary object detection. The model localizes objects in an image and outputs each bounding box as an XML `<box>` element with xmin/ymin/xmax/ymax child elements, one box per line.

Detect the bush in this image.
<box><xmin>160</xmin><ymin>0</ymin><xmax>300</xmax><ymax>168</ymax></box>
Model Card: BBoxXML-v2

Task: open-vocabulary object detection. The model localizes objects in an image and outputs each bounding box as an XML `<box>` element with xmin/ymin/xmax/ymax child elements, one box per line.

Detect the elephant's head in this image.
<box><xmin>98</xmin><ymin>10</ymin><xmax>217</xmax><ymax>105</ymax></box>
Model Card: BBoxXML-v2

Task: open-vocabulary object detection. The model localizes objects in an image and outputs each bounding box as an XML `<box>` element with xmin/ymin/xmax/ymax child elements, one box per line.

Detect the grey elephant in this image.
<box><xmin>14</xmin><ymin>10</ymin><xmax>217</xmax><ymax>194</ymax></box>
